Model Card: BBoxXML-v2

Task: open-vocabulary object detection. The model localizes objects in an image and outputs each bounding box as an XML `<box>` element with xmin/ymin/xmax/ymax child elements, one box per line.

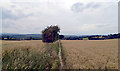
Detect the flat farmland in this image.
<box><xmin>2</xmin><ymin>40</ymin><xmax>44</xmax><ymax>50</ymax></box>
<box><xmin>2</xmin><ymin>40</ymin><xmax>60</xmax><ymax>69</ymax></box>
<box><xmin>2</xmin><ymin>40</ymin><xmax>61</xmax><ymax>70</ymax></box>
<box><xmin>61</xmin><ymin>39</ymin><xmax>118</xmax><ymax>69</ymax></box>
<box><xmin>2</xmin><ymin>40</ymin><xmax>46</xmax><ymax>56</ymax></box>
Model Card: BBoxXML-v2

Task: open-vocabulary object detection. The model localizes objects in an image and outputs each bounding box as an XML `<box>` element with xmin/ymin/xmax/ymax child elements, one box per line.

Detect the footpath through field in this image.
<box><xmin>58</xmin><ymin>40</ymin><xmax>65</xmax><ymax>70</ymax></box>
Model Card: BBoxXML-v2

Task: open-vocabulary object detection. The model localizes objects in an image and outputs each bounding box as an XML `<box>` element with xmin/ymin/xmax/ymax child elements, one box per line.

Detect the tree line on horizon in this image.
<box><xmin>0</xmin><ymin>25</ymin><xmax>120</xmax><ymax>41</ymax></box>
<box><xmin>1</xmin><ymin>33</ymin><xmax>119</xmax><ymax>41</ymax></box>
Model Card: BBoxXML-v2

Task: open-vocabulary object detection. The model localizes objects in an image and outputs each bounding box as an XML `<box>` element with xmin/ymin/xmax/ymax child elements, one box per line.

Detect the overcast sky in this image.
<box><xmin>0</xmin><ymin>0</ymin><xmax>119</xmax><ymax>35</ymax></box>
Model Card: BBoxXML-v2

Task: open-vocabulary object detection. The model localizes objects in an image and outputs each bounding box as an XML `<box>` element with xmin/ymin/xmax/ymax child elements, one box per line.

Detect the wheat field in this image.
<box><xmin>2</xmin><ymin>39</ymin><xmax>118</xmax><ymax>69</ymax></box>
<box><xmin>2</xmin><ymin>40</ymin><xmax>60</xmax><ymax>69</ymax></box>
<box><xmin>2</xmin><ymin>40</ymin><xmax>45</xmax><ymax>57</ymax></box>
<box><xmin>61</xmin><ymin>39</ymin><xmax>118</xmax><ymax>69</ymax></box>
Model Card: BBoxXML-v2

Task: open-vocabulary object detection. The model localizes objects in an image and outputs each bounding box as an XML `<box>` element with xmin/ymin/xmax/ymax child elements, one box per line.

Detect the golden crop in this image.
<box><xmin>61</xmin><ymin>39</ymin><xmax>118</xmax><ymax>69</ymax></box>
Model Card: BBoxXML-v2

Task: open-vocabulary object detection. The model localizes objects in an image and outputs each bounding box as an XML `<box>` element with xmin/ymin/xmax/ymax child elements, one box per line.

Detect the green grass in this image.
<box><xmin>2</xmin><ymin>42</ymin><xmax>60</xmax><ymax>70</ymax></box>
<box><xmin>55</xmin><ymin>42</ymin><xmax>59</xmax><ymax>55</ymax></box>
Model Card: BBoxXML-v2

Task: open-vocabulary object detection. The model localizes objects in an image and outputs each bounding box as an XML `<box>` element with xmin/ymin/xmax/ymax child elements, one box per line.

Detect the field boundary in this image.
<box><xmin>58</xmin><ymin>40</ymin><xmax>65</xmax><ymax>70</ymax></box>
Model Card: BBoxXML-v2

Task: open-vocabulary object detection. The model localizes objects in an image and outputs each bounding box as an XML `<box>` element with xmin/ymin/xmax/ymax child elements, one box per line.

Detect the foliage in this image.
<box><xmin>42</xmin><ymin>25</ymin><xmax>60</xmax><ymax>43</ymax></box>
<box><xmin>59</xmin><ymin>35</ymin><xmax>64</xmax><ymax>39</ymax></box>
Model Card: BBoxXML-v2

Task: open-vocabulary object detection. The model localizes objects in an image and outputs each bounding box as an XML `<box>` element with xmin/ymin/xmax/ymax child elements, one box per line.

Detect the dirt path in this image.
<box><xmin>58</xmin><ymin>40</ymin><xmax>64</xmax><ymax>70</ymax></box>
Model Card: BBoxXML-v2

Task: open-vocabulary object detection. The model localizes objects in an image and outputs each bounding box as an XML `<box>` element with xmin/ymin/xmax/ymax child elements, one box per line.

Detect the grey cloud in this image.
<box><xmin>96</xmin><ymin>24</ymin><xmax>107</xmax><ymax>28</ymax></box>
<box><xmin>71</xmin><ymin>2</ymin><xmax>101</xmax><ymax>12</ymax></box>
<box><xmin>2</xmin><ymin>22</ymin><xmax>15</xmax><ymax>28</ymax></box>
<box><xmin>86</xmin><ymin>2</ymin><xmax>101</xmax><ymax>8</ymax></box>
<box><xmin>92</xmin><ymin>3</ymin><xmax>101</xmax><ymax>8</ymax></box>
<box><xmin>2</xmin><ymin>9</ymin><xmax>15</xmax><ymax>19</ymax></box>
<box><xmin>2</xmin><ymin>8</ymin><xmax>33</xmax><ymax>20</ymax></box>
<box><xmin>71</xmin><ymin>3</ymin><xmax>84</xmax><ymax>12</ymax></box>
<box><xmin>1</xmin><ymin>1</ymin><xmax>117</xmax><ymax>35</ymax></box>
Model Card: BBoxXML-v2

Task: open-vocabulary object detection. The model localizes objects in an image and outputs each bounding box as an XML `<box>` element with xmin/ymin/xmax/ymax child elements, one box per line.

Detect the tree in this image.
<box><xmin>7</xmin><ymin>36</ymin><xmax>10</xmax><ymax>40</ymax></box>
<box><xmin>2</xmin><ymin>36</ymin><xmax>4</xmax><ymax>40</ymax></box>
<box><xmin>30</xmin><ymin>37</ymin><xmax>33</xmax><ymax>40</ymax></box>
<box><xmin>42</xmin><ymin>25</ymin><xmax>60</xmax><ymax>43</ymax></box>
<box><xmin>59</xmin><ymin>35</ymin><xmax>64</xmax><ymax>39</ymax></box>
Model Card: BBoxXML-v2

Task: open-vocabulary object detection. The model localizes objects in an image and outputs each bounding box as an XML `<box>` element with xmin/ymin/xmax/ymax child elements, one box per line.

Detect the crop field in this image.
<box><xmin>2</xmin><ymin>40</ymin><xmax>44</xmax><ymax>53</ymax></box>
<box><xmin>2</xmin><ymin>40</ymin><xmax>60</xmax><ymax>69</ymax></box>
<box><xmin>2</xmin><ymin>39</ymin><xmax>118</xmax><ymax>70</ymax></box>
<box><xmin>61</xmin><ymin>39</ymin><xmax>118</xmax><ymax>69</ymax></box>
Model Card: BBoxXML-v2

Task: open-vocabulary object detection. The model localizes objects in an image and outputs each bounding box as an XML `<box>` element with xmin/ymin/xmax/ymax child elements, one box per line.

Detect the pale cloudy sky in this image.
<box><xmin>0</xmin><ymin>0</ymin><xmax>119</xmax><ymax>35</ymax></box>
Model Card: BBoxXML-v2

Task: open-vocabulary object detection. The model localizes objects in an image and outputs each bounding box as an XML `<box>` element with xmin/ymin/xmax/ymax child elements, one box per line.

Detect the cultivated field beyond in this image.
<box><xmin>62</xmin><ymin>39</ymin><xmax>118</xmax><ymax>69</ymax></box>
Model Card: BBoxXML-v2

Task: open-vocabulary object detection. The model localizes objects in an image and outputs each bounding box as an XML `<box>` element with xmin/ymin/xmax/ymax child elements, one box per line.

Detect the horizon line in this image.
<box><xmin>0</xmin><ymin>32</ymin><xmax>119</xmax><ymax>36</ymax></box>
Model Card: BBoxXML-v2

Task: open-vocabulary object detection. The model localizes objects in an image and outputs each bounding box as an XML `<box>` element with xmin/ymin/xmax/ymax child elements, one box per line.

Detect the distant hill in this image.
<box><xmin>0</xmin><ymin>33</ymin><xmax>119</xmax><ymax>40</ymax></box>
<box><xmin>1</xmin><ymin>33</ymin><xmax>42</xmax><ymax>40</ymax></box>
<box><xmin>64</xmin><ymin>33</ymin><xmax>120</xmax><ymax>40</ymax></box>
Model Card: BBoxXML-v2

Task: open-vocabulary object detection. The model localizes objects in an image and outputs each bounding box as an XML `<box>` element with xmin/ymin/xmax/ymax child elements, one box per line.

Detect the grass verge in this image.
<box><xmin>60</xmin><ymin>41</ymin><xmax>66</xmax><ymax>69</ymax></box>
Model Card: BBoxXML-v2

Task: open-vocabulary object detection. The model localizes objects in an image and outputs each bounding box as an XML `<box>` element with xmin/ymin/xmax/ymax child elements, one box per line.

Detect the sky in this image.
<box><xmin>0</xmin><ymin>0</ymin><xmax>119</xmax><ymax>35</ymax></box>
